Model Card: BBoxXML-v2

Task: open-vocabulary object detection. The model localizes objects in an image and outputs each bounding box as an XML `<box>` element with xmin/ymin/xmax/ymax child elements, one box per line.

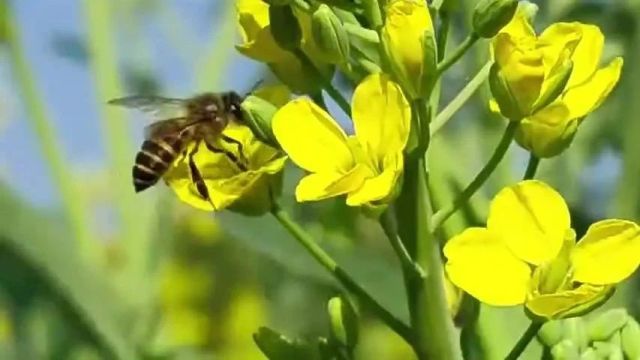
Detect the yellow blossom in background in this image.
<box><xmin>235</xmin><ymin>0</ymin><xmax>332</xmax><ymax>93</ymax></box>
<box><xmin>163</xmin><ymin>123</ymin><xmax>286</xmax><ymax>215</ymax></box>
<box><xmin>272</xmin><ymin>73</ymin><xmax>410</xmax><ymax>206</ymax></box>
<box><xmin>444</xmin><ymin>180</ymin><xmax>640</xmax><ymax>319</ymax></box>
<box><xmin>381</xmin><ymin>0</ymin><xmax>436</xmax><ymax>99</ymax></box>
<box><xmin>490</xmin><ymin>2</ymin><xmax>623</xmax><ymax>157</ymax></box>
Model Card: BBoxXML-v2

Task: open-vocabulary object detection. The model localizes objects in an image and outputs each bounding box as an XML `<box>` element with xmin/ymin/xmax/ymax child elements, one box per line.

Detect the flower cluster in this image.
<box><xmin>155</xmin><ymin>0</ymin><xmax>635</xmax><ymax>358</ymax></box>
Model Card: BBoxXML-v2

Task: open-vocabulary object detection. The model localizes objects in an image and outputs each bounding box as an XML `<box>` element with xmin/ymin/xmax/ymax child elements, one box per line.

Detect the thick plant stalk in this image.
<box><xmin>4</xmin><ymin>4</ymin><xmax>95</xmax><ymax>253</ymax></box>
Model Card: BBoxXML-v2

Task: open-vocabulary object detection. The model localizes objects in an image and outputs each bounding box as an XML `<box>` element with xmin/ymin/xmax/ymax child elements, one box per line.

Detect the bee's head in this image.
<box><xmin>223</xmin><ymin>91</ymin><xmax>245</xmax><ymax>122</ymax></box>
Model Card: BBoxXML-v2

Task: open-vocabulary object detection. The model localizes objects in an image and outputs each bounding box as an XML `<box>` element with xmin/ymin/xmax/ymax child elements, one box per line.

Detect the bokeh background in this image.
<box><xmin>0</xmin><ymin>0</ymin><xmax>638</xmax><ymax>359</ymax></box>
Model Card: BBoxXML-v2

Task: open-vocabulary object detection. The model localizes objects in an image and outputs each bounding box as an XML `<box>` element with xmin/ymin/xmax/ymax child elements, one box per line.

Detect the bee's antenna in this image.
<box><xmin>245</xmin><ymin>79</ymin><xmax>264</xmax><ymax>97</ymax></box>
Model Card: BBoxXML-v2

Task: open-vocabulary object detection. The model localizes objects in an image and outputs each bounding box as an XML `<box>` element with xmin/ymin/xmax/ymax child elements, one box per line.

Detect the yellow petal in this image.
<box><xmin>526</xmin><ymin>284</ymin><xmax>612</xmax><ymax>319</ymax></box>
<box><xmin>381</xmin><ymin>0</ymin><xmax>433</xmax><ymax>97</ymax></box>
<box><xmin>273</xmin><ymin>98</ymin><xmax>354</xmax><ymax>173</ymax></box>
<box><xmin>352</xmin><ymin>73</ymin><xmax>411</xmax><ymax>164</ymax></box>
<box><xmin>568</xmin><ymin>24</ymin><xmax>605</xmax><ymax>88</ymax></box>
<box><xmin>562</xmin><ymin>57</ymin><xmax>623</xmax><ymax>120</ymax></box>
<box><xmin>571</xmin><ymin>219</ymin><xmax>640</xmax><ymax>285</ymax></box>
<box><xmin>487</xmin><ymin>180</ymin><xmax>571</xmax><ymax>265</ymax></box>
<box><xmin>346</xmin><ymin>163</ymin><xmax>399</xmax><ymax>206</ymax></box>
<box><xmin>498</xmin><ymin>4</ymin><xmax>536</xmax><ymax>40</ymax></box>
<box><xmin>252</xmin><ymin>85</ymin><xmax>291</xmax><ymax>108</ymax></box>
<box><xmin>493</xmin><ymin>33</ymin><xmax>545</xmax><ymax>115</ymax></box>
<box><xmin>515</xmin><ymin>102</ymin><xmax>578</xmax><ymax>158</ymax></box>
<box><xmin>537</xmin><ymin>22</ymin><xmax>582</xmax><ymax>76</ymax></box>
<box><xmin>236</xmin><ymin>0</ymin><xmax>290</xmax><ymax>63</ymax></box>
<box><xmin>444</xmin><ymin>228</ymin><xmax>531</xmax><ymax>306</ymax></box>
<box><xmin>295</xmin><ymin>164</ymin><xmax>370</xmax><ymax>202</ymax></box>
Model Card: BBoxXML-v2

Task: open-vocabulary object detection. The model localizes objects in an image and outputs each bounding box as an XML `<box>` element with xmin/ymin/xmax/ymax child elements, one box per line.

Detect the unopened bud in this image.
<box><xmin>551</xmin><ymin>339</ymin><xmax>579</xmax><ymax>359</ymax></box>
<box><xmin>327</xmin><ymin>296</ymin><xmax>359</xmax><ymax>350</ymax></box>
<box><xmin>621</xmin><ymin>317</ymin><xmax>640</xmax><ymax>359</ymax></box>
<box><xmin>587</xmin><ymin>309</ymin><xmax>629</xmax><ymax>342</ymax></box>
<box><xmin>269</xmin><ymin>5</ymin><xmax>302</xmax><ymax>51</ymax></box>
<box><xmin>538</xmin><ymin>320</ymin><xmax>565</xmax><ymax>347</ymax></box>
<box><xmin>472</xmin><ymin>0</ymin><xmax>518</xmax><ymax>38</ymax></box>
<box><xmin>311</xmin><ymin>4</ymin><xmax>350</xmax><ymax>65</ymax></box>
<box><xmin>242</xmin><ymin>95</ymin><xmax>279</xmax><ymax>148</ymax></box>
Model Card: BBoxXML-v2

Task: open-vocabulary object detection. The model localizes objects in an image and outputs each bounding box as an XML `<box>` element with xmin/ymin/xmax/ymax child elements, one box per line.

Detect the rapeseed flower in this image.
<box><xmin>272</xmin><ymin>73</ymin><xmax>410</xmax><ymax>206</ymax></box>
<box><xmin>490</xmin><ymin>3</ymin><xmax>623</xmax><ymax>157</ymax></box>
<box><xmin>444</xmin><ymin>180</ymin><xmax>640</xmax><ymax>319</ymax></box>
<box><xmin>381</xmin><ymin>0</ymin><xmax>437</xmax><ymax>99</ymax></box>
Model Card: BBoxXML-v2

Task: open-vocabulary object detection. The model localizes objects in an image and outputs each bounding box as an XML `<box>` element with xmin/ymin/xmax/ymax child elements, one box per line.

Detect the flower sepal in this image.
<box><xmin>525</xmin><ymin>284</ymin><xmax>616</xmax><ymax>321</ymax></box>
<box><xmin>311</xmin><ymin>4</ymin><xmax>351</xmax><ymax>65</ymax></box>
<box><xmin>489</xmin><ymin>61</ymin><xmax>526</xmax><ymax>121</ymax></box>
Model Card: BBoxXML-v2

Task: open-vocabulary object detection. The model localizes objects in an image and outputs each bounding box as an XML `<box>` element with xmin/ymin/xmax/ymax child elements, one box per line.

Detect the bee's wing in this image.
<box><xmin>108</xmin><ymin>95</ymin><xmax>188</xmax><ymax>121</ymax></box>
<box><xmin>143</xmin><ymin>117</ymin><xmax>193</xmax><ymax>140</ymax></box>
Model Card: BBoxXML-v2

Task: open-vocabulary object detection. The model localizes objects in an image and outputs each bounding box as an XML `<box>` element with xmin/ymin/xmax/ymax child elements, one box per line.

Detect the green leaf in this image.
<box><xmin>0</xmin><ymin>184</ymin><xmax>137</xmax><ymax>360</ymax></box>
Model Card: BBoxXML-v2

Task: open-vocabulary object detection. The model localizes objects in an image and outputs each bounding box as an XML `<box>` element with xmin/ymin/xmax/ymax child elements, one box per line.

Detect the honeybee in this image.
<box><xmin>108</xmin><ymin>92</ymin><xmax>247</xmax><ymax>203</ymax></box>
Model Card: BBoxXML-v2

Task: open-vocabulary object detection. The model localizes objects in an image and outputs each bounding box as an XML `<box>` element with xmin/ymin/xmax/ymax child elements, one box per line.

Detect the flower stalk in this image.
<box><xmin>270</xmin><ymin>201</ymin><xmax>414</xmax><ymax>345</ymax></box>
<box><xmin>505</xmin><ymin>322</ymin><xmax>543</xmax><ymax>360</ymax></box>
<box><xmin>430</xmin><ymin>121</ymin><xmax>517</xmax><ymax>231</ymax></box>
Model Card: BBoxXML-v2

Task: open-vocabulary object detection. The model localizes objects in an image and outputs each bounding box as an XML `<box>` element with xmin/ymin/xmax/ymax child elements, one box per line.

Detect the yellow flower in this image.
<box><xmin>490</xmin><ymin>3</ymin><xmax>623</xmax><ymax>157</ymax></box>
<box><xmin>272</xmin><ymin>73</ymin><xmax>410</xmax><ymax>206</ymax></box>
<box><xmin>236</xmin><ymin>0</ymin><xmax>332</xmax><ymax>94</ymax></box>
<box><xmin>163</xmin><ymin>123</ymin><xmax>287</xmax><ymax>215</ymax></box>
<box><xmin>444</xmin><ymin>180</ymin><xmax>640</xmax><ymax>319</ymax></box>
<box><xmin>381</xmin><ymin>0</ymin><xmax>437</xmax><ymax>99</ymax></box>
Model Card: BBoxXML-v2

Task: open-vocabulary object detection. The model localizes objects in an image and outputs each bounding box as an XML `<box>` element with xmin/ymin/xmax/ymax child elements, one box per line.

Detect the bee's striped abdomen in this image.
<box><xmin>132</xmin><ymin>136</ymin><xmax>183</xmax><ymax>192</ymax></box>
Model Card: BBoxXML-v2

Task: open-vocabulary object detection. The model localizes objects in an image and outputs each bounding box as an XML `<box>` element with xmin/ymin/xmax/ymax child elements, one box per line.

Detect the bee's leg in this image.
<box><xmin>187</xmin><ymin>142</ymin><xmax>217</xmax><ymax>211</ymax></box>
<box><xmin>204</xmin><ymin>139</ymin><xmax>248</xmax><ymax>172</ymax></box>
<box><xmin>219</xmin><ymin>134</ymin><xmax>249</xmax><ymax>167</ymax></box>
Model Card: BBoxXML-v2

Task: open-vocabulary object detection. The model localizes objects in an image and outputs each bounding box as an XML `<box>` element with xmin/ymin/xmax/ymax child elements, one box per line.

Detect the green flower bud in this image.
<box><xmin>472</xmin><ymin>0</ymin><xmax>518</xmax><ymax>38</ymax></box>
<box><xmin>242</xmin><ymin>95</ymin><xmax>279</xmax><ymax>148</ymax></box>
<box><xmin>269</xmin><ymin>5</ymin><xmax>302</xmax><ymax>51</ymax></box>
<box><xmin>327</xmin><ymin>295</ymin><xmax>359</xmax><ymax>350</ymax></box>
<box><xmin>593</xmin><ymin>341</ymin><xmax>617</xmax><ymax>358</ymax></box>
<box><xmin>580</xmin><ymin>348</ymin><xmax>598</xmax><ymax>360</ymax></box>
<box><xmin>538</xmin><ymin>320</ymin><xmax>565</xmax><ymax>347</ymax></box>
<box><xmin>311</xmin><ymin>4</ymin><xmax>351</xmax><ymax>65</ymax></box>
<box><xmin>551</xmin><ymin>339</ymin><xmax>579</xmax><ymax>359</ymax></box>
<box><xmin>587</xmin><ymin>309</ymin><xmax>629</xmax><ymax>342</ymax></box>
<box><xmin>621</xmin><ymin>317</ymin><xmax>640</xmax><ymax>359</ymax></box>
<box><xmin>564</xmin><ymin>318</ymin><xmax>588</xmax><ymax>352</ymax></box>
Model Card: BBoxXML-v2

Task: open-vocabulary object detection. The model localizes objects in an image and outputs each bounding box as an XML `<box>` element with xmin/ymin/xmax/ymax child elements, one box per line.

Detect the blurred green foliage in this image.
<box><xmin>0</xmin><ymin>0</ymin><xmax>639</xmax><ymax>359</ymax></box>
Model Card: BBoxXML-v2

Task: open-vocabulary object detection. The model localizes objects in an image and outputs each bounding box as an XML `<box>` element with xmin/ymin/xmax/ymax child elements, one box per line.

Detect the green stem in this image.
<box><xmin>436</xmin><ymin>12</ymin><xmax>451</xmax><ymax>62</ymax></box>
<box><xmin>396</xmin><ymin>158</ymin><xmax>461</xmax><ymax>360</ymax></box>
<box><xmin>505</xmin><ymin>322</ymin><xmax>543</xmax><ymax>360</ymax></box>
<box><xmin>4</xmin><ymin>6</ymin><xmax>94</xmax><ymax>252</ymax></box>
<box><xmin>270</xmin><ymin>204</ymin><xmax>413</xmax><ymax>345</ymax></box>
<box><xmin>83</xmin><ymin>0</ymin><xmax>148</xmax><ymax>279</ymax></box>
<box><xmin>431</xmin><ymin>61</ymin><xmax>492</xmax><ymax>136</ymax></box>
<box><xmin>436</xmin><ymin>33</ymin><xmax>480</xmax><ymax>76</ymax></box>
<box><xmin>194</xmin><ymin>2</ymin><xmax>236</xmax><ymax>91</ymax></box>
<box><xmin>523</xmin><ymin>153</ymin><xmax>540</xmax><ymax>180</ymax></box>
<box><xmin>393</xmin><ymin>99</ymin><xmax>460</xmax><ymax>360</ymax></box>
<box><xmin>293</xmin><ymin>49</ymin><xmax>352</xmax><ymax>117</ymax></box>
<box><xmin>379</xmin><ymin>210</ymin><xmax>424</xmax><ymax>281</ymax></box>
<box><xmin>311</xmin><ymin>92</ymin><xmax>328</xmax><ymax>111</ymax></box>
<box><xmin>430</xmin><ymin>121</ymin><xmax>517</xmax><ymax>230</ymax></box>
